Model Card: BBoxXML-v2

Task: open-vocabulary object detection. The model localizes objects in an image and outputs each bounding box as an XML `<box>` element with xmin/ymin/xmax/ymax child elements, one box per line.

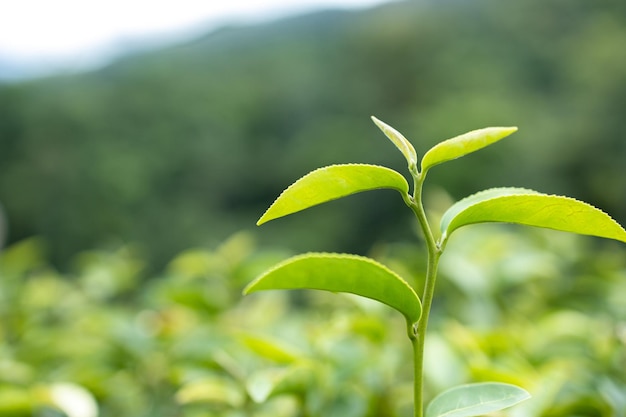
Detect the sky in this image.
<box><xmin>0</xmin><ymin>0</ymin><xmax>391</xmax><ymax>79</ymax></box>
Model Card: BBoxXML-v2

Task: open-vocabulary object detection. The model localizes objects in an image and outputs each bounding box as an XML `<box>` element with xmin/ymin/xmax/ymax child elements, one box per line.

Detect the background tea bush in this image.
<box><xmin>1</xmin><ymin>227</ymin><xmax>624</xmax><ymax>416</ymax></box>
<box><xmin>1</xmin><ymin>0</ymin><xmax>625</xmax><ymax>267</ymax></box>
<box><xmin>0</xmin><ymin>0</ymin><xmax>624</xmax><ymax>415</ymax></box>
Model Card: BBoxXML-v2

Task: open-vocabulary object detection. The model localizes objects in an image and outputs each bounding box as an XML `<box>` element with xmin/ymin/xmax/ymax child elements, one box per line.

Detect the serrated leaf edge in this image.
<box><xmin>244</xmin><ymin>252</ymin><xmax>415</xmax><ymax>294</ymax></box>
<box><xmin>440</xmin><ymin>187</ymin><xmax>626</xmax><ymax>244</ymax></box>
<box><xmin>440</xmin><ymin>187</ymin><xmax>539</xmax><ymax>237</ymax></box>
<box><xmin>421</xmin><ymin>126</ymin><xmax>517</xmax><ymax>173</ymax></box>
<box><xmin>243</xmin><ymin>252</ymin><xmax>421</xmax><ymax>322</ymax></box>
<box><xmin>257</xmin><ymin>163</ymin><xmax>409</xmax><ymax>225</ymax></box>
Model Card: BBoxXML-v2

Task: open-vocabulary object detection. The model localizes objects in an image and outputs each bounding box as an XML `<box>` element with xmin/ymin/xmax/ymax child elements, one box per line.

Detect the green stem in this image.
<box><xmin>407</xmin><ymin>170</ymin><xmax>442</xmax><ymax>417</ymax></box>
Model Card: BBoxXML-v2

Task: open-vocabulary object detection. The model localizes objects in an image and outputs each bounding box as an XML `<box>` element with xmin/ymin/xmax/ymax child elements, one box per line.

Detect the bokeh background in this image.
<box><xmin>0</xmin><ymin>0</ymin><xmax>625</xmax><ymax>416</ymax></box>
<box><xmin>1</xmin><ymin>0</ymin><xmax>625</xmax><ymax>266</ymax></box>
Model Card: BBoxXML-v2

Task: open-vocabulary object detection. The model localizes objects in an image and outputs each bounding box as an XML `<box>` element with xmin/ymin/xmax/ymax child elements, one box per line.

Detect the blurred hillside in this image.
<box><xmin>0</xmin><ymin>0</ymin><xmax>625</xmax><ymax>267</ymax></box>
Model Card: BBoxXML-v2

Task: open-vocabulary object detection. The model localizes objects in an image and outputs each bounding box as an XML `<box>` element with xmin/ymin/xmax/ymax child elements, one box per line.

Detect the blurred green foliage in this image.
<box><xmin>0</xmin><ymin>226</ymin><xmax>624</xmax><ymax>416</ymax></box>
<box><xmin>0</xmin><ymin>0</ymin><xmax>625</xmax><ymax>265</ymax></box>
<box><xmin>0</xmin><ymin>1</ymin><xmax>624</xmax><ymax>416</ymax></box>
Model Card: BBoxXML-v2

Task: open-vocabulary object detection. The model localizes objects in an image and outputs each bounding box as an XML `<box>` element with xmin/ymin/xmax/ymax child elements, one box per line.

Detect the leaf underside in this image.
<box><xmin>440</xmin><ymin>187</ymin><xmax>626</xmax><ymax>244</ymax></box>
<box><xmin>371</xmin><ymin>116</ymin><xmax>418</xmax><ymax>169</ymax></box>
<box><xmin>243</xmin><ymin>253</ymin><xmax>422</xmax><ymax>323</ymax></box>
<box><xmin>421</xmin><ymin>127</ymin><xmax>517</xmax><ymax>173</ymax></box>
<box><xmin>257</xmin><ymin>164</ymin><xmax>409</xmax><ymax>225</ymax></box>
<box><xmin>426</xmin><ymin>382</ymin><xmax>531</xmax><ymax>417</ymax></box>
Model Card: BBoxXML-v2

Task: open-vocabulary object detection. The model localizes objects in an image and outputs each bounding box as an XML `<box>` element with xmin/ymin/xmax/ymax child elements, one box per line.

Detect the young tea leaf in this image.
<box><xmin>371</xmin><ymin>116</ymin><xmax>418</xmax><ymax>171</ymax></box>
<box><xmin>257</xmin><ymin>164</ymin><xmax>409</xmax><ymax>225</ymax></box>
<box><xmin>440</xmin><ymin>187</ymin><xmax>626</xmax><ymax>244</ymax></box>
<box><xmin>426</xmin><ymin>382</ymin><xmax>530</xmax><ymax>417</ymax></box>
<box><xmin>440</xmin><ymin>187</ymin><xmax>539</xmax><ymax>234</ymax></box>
<box><xmin>243</xmin><ymin>253</ymin><xmax>422</xmax><ymax>324</ymax></box>
<box><xmin>421</xmin><ymin>127</ymin><xmax>517</xmax><ymax>173</ymax></box>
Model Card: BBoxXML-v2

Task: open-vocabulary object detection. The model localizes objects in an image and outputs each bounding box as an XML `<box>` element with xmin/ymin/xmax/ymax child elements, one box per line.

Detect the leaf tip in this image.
<box><xmin>370</xmin><ymin>116</ymin><xmax>418</xmax><ymax>168</ymax></box>
<box><xmin>256</xmin><ymin>208</ymin><xmax>273</xmax><ymax>226</ymax></box>
<box><xmin>370</xmin><ymin>115</ymin><xmax>383</xmax><ymax>127</ymax></box>
<box><xmin>242</xmin><ymin>281</ymin><xmax>256</xmax><ymax>295</ymax></box>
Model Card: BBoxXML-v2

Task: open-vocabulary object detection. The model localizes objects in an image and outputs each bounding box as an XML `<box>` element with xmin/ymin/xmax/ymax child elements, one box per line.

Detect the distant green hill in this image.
<box><xmin>1</xmin><ymin>0</ymin><xmax>624</xmax><ymax>267</ymax></box>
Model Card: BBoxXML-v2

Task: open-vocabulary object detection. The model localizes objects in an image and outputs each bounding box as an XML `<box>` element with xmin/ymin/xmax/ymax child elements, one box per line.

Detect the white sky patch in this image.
<box><xmin>0</xmin><ymin>0</ymin><xmax>391</xmax><ymax>60</ymax></box>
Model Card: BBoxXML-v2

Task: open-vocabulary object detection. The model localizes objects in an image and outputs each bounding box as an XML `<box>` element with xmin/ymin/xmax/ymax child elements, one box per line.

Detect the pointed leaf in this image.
<box><xmin>440</xmin><ymin>187</ymin><xmax>626</xmax><ymax>243</ymax></box>
<box><xmin>426</xmin><ymin>382</ymin><xmax>530</xmax><ymax>417</ymax></box>
<box><xmin>246</xmin><ymin>364</ymin><xmax>316</xmax><ymax>403</ymax></box>
<box><xmin>246</xmin><ymin>368</ymin><xmax>286</xmax><ymax>403</ymax></box>
<box><xmin>257</xmin><ymin>164</ymin><xmax>409</xmax><ymax>225</ymax></box>
<box><xmin>243</xmin><ymin>253</ymin><xmax>421</xmax><ymax>323</ymax></box>
<box><xmin>371</xmin><ymin>116</ymin><xmax>418</xmax><ymax>170</ymax></box>
<box><xmin>237</xmin><ymin>333</ymin><xmax>303</xmax><ymax>364</ymax></box>
<box><xmin>421</xmin><ymin>127</ymin><xmax>517</xmax><ymax>173</ymax></box>
<box><xmin>440</xmin><ymin>188</ymin><xmax>538</xmax><ymax>234</ymax></box>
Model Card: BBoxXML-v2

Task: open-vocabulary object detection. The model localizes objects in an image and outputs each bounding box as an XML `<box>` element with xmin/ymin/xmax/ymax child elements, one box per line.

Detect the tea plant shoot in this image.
<box><xmin>244</xmin><ymin>116</ymin><xmax>626</xmax><ymax>417</ymax></box>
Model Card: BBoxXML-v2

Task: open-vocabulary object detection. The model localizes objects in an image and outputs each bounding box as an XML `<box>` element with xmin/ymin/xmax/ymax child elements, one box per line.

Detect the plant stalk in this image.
<box><xmin>407</xmin><ymin>171</ymin><xmax>441</xmax><ymax>417</ymax></box>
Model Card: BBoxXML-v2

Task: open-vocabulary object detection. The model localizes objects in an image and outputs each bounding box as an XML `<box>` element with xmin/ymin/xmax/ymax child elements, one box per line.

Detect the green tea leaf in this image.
<box><xmin>237</xmin><ymin>333</ymin><xmax>303</xmax><ymax>364</ymax></box>
<box><xmin>246</xmin><ymin>369</ymin><xmax>281</xmax><ymax>403</ymax></box>
<box><xmin>440</xmin><ymin>187</ymin><xmax>538</xmax><ymax>234</ymax></box>
<box><xmin>426</xmin><ymin>382</ymin><xmax>530</xmax><ymax>417</ymax></box>
<box><xmin>371</xmin><ymin>116</ymin><xmax>418</xmax><ymax>170</ymax></box>
<box><xmin>421</xmin><ymin>127</ymin><xmax>517</xmax><ymax>173</ymax></box>
<box><xmin>257</xmin><ymin>164</ymin><xmax>409</xmax><ymax>225</ymax></box>
<box><xmin>246</xmin><ymin>363</ymin><xmax>315</xmax><ymax>403</ymax></box>
<box><xmin>243</xmin><ymin>253</ymin><xmax>421</xmax><ymax>323</ymax></box>
<box><xmin>440</xmin><ymin>187</ymin><xmax>626</xmax><ymax>243</ymax></box>
<box><xmin>175</xmin><ymin>375</ymin><xmax>245</xmax><ymax>407</ymax></box>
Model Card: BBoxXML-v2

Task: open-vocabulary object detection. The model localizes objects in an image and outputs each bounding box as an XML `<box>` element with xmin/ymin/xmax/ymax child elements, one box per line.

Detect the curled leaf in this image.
<box><xmin>421</xmin><ymin>127</ymin><xmax>517</xmax><ymax>173</ymax></box>
<box><xmin>257</xmin><ymin>164</ymin><xmax>409</xmax><ymax>225</ymax></box>
<box><xmin>243</xmin><ymin>253</ymin><xmax>422</xmax><ymax>324</ymax></box>
<box><xmin>371</xmin><ymin>116</ymin><xmax>418</xmax><ymax>170</ymax></box>
<box><xmin>440</xmin><ymin>187</ymin><xmax>626</xmax><ymax>244</ymax></box>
